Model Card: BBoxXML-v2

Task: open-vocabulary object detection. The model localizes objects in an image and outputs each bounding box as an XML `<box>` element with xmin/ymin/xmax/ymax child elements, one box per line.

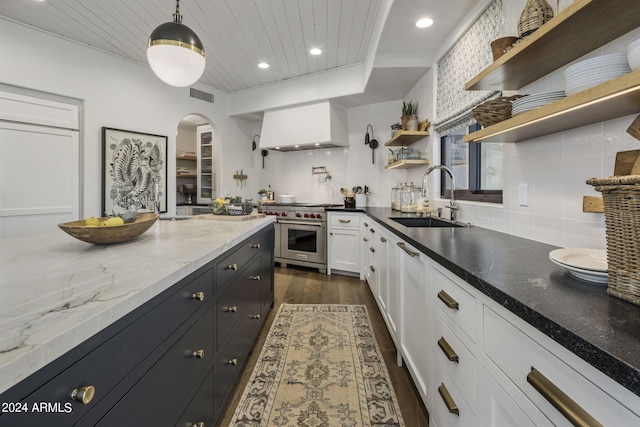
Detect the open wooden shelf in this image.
<box><xmin>465</xmin><ymin>0</ymin><xmax>640</xmax><ymax>91</ymax></box>
<box><xmin>177</xmin><ymin>156</ymin><xmax>197</xmax><ymax>161</ymax></box>
<box><xmin>384</xmin><ymin>159</ymin><xmax>430</xmax><ymax>170</ymax></box>
<box><xmin>384</xmin><ymin>131</ymin><xmax>429</xmax><ymax>147</ymax></box>
<box><xmin>464</xmin><ymin>69</ymin><xmax>640</xmax><ymax>143</ymax></box>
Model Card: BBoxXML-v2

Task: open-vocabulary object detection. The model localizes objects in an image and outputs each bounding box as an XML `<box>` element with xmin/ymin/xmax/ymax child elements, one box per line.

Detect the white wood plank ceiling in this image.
<box><xmin>0</xmin><ymin>0</ymin><xmax>480</xmax><ymax>99</ymax></box>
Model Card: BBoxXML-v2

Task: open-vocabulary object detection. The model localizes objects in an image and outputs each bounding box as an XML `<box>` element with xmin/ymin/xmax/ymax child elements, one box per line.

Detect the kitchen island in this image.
<box><xmin>0</xmin><ymin>216</ymin><xmax>275</xmax><ymax>425</ymax></box>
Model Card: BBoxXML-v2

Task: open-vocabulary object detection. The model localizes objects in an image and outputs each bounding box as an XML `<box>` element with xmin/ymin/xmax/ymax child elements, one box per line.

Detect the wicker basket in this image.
<box><xmin>490</xmin><ymin>37</ymin><xmax>518</xmax><ymax>61</ymax></box>
<box><xmin>587</xmin><ymin>175</ymin><xmax>640</xmax><ymax>305</ymax></box>
<box><xmin>472</xmin><ymin>95</ymin><xmax>524</xmax><ymax>127</ymax></box>
<box><xmin>517</xmin><ymin>0</ymin><xmax>554</xmax><ymax>38</ymax></box>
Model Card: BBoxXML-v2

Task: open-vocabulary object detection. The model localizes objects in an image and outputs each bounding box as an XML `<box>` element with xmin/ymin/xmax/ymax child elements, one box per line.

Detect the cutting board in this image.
<box><xmin>196</xmin><ymin>212</ymin><xmax>265</xmax><ymax>221</ymax></box>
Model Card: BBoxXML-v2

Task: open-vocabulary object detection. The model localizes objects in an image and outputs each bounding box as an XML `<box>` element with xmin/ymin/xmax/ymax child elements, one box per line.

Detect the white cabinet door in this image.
<box><xmin>481</xmin><ymin>368</ymin><xmax>542</xmax><ymax>427</ymax></box>
<box><xmin>0</xmin><ymin>122</ymin><xmax>79</xmax><ymax>238</ymax></box>
<box><xmin>385</xmin><ymin>233</ymin><xmax>402</xmax><ymax>350</ymax></box>
<box><xmin>398</xmin><ymin>238</ymin><xmax>430</xmax><ymax>401</ymax></box>
<box><xmin>328</xmin><ymin>228</ymin><xmax>360</xmax><ymax>273</ymax></box>
<box><xmin>196</xmin><ymin>125</ymin><xmax>215</xmax><ymax>203</ymax></box>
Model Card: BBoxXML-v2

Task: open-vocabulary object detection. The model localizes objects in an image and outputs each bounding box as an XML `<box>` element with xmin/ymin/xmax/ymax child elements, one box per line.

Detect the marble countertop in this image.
<box><xmin>350</xmin><ymin>207</ymin><xmax>640</xmax><ymax>397</ymax></box>
<box><xmin>0</xmin><ymin>216</ymin><xmax>275</xmax><ymax>395</ymax></box>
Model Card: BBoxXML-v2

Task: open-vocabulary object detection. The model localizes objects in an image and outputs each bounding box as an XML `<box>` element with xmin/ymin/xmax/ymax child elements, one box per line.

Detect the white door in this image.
<box><xmin>0</xmin><ymin>91</ymin><xmax>80</xmax><ymax>238</ymax></box>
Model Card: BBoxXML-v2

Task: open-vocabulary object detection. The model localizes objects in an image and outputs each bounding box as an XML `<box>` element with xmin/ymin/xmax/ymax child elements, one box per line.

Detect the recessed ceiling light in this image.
<box><xmin>416</xmin><ymin>18</ymin><xmax>434</xmax><ymax>28</ymax></box>
<box><xmin>258</xmin><ymin>62</ymin><xmax>269</xmax><ymax>69</ymax></box>
<box><xmin>310</xmin><ymin>48</ymin><xmax>322</xmax><ymax>55</ymax></box>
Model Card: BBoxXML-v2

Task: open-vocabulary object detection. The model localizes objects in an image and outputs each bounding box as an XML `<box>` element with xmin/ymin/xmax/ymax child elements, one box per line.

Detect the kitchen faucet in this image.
<box><xmin>422</xmin><ymin>165</ymin><xmax>458</xmax><ymax>222</ymax></box>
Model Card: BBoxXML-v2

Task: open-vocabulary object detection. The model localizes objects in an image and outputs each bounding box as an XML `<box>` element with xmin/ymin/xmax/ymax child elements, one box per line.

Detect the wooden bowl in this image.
<box><xmin>58</xmin><ymin>213</ymin><xmax>159</xmax><ymax>244</ymax></box>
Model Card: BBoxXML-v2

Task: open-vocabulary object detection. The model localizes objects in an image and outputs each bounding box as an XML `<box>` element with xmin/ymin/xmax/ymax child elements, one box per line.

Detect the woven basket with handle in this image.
<box><xmin>472</xmin><ymin>95</ymin><xmax>524</xmax><ymax>128</ymax></box>
<box><xmin>518</xmin><ymin>0</ymin><xmax>554</xmax><ymax>38</ymax></box>
<box><xmin>586</xmin><ymin>175</ymin><xmax>640</xmax><ymax>305</ymax></box>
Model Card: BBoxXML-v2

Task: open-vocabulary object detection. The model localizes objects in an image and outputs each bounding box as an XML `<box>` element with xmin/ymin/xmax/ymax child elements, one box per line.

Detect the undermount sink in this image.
<box><xmin>390</xmin><ymin>217</ymin><xmax>463</xmax><ymax>228</ymax></box>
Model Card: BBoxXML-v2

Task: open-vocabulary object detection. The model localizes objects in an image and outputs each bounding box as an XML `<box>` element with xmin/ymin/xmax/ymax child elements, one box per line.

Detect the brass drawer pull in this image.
<box><xmin>527</xmin><ymin>367</ymin><xmax>603</xmax><ymax>427</ymax></box>
<box><xmin>397</xmin><ymin>242</ymin><xmax>419</xmax><ymax>257</ymax></box>
<box><xmin>70</xmin><ymin>385</ymin><xmax>95</xmax><ymax>404</ymax></box>
<box><xmin>370</xmin><ymin>247</ymin><xmax>375</xmax><ymax>253</ymax></box>
<box><xmin>227</xmin><ymin>358</ymin><xmax>238</xmax><ymax>366</ymax></box>
<box><xmin>192</xmin><ymin>349</ymin><xmax>205</xmax><ymax>359</ymax></box>
<box><xmin>251</xmin><ymin>314</ymin><xmax>261</xmax><ymax>320</ymax></box>
<box><xmin>380</xmin><ymin>237</ymin><xmax>387</xmax><ymax>243</ymax></box>
<box><xmin>191</xmin><ymin>291</ymin><xmax>205</xmax><ymax>301</ymax></box>
<box><xmin>437</xmin><ymin>290</ymin><xmax>459</xmax><ymax>310</ymax></box>
<box><xmin>225</xmin><ymin>306</ymin><xmax>238</xmax><ymax>313</ymax></box>
<box><xmin>370</xmin><ymin>265</ymin><xmax>375</xmax><ymax>272</ymax></box>
<box><xmin>250</xmin><ymin>275</ymin><xmax>261</xmax><ymax>281</ymax></box>
<box><xmin>438</xmin><ymin>383</ymin><xmax>459</xmax><ymax>416</ymax></box>
<box><xmin>192</xmin><ymin>422</ymin><xmax>204</xmax><ymax>427</ymax></box>
<box><xmin>251</xmin><ymin>243</ymin><xmax>261</xmax><ymax>249</ymax></box>
<box><xmin>338</xmin><ymin>218</ymin><xmax>351</xmax><ymax>223</ymax></box>
<box><xmin>437</xmin><ymin>337</ymin><xmax>459</xmax><ymax>363</ymax></box>
<box><xmin>364</xmin><ymin>222</ymin><xmax>368</xmax><ymax>227</ymax></box>
<box><xmin>369</xmin><ymin>228</ymin><xmax>375</xmax><ymax>233</ymax></box>
<box><xmin>363</xmin><ymin>237</ymin><xmax>368</xmax><ymax>242</ymax></box>
<box><xmin>226</xmin><ymin>263</ymin><xmax>238</xmax><ymax>271</ymax></box>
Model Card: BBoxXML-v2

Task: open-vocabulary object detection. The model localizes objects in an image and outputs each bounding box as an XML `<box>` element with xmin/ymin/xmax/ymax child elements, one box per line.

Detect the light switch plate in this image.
<box><xmin>519</xmin><ymin>184</ymin><xmax>528</xmax><ymax>207</ymax></box>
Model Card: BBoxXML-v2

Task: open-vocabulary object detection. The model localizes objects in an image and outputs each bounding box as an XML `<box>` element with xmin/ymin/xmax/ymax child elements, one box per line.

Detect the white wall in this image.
<box><xmin>0</xmin><ymin>18</ymin><xmax>261</xmax><ymax>219</ymax></box>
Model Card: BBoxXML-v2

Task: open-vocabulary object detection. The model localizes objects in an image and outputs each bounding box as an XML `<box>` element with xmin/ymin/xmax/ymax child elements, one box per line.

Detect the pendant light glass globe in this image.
<box><xmin>147</xmin><ymin>0</ymin><xmax>205</xmax><ymax>87</ymax></box>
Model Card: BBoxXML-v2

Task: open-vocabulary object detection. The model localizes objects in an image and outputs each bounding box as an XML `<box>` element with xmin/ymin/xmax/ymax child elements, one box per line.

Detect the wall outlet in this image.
<box><xmin>519</xmin><ymin>184</ymin><xmax>528</xmax><ymax>207</ymax></box>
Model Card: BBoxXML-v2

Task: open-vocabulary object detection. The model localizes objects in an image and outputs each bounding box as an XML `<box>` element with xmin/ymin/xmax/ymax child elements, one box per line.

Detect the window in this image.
<box><xmin>440</xmin><ymin>123</ymin><xmax>503</xmax><ymax>204</ymax></box>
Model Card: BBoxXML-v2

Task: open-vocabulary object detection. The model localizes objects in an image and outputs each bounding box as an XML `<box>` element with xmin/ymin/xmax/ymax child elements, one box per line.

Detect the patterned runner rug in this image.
<box><xmin>229</xmin><ymin>303</ymin><xmax>405</xmax><ymax>427</ymax></box>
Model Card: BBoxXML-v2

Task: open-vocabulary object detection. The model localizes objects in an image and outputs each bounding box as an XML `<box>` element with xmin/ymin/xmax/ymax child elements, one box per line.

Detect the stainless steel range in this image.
<box><xmin>262</xmin><ymin>203</ymin><xmax>341</xmax><ymax>273</ymax></box>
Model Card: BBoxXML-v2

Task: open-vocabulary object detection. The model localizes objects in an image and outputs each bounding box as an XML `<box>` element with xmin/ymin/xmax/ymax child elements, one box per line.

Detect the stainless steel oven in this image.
<box><xmin>267</xmin><ymin>203</ymin><xmax>340</xmax><ymax>273</ymax></box>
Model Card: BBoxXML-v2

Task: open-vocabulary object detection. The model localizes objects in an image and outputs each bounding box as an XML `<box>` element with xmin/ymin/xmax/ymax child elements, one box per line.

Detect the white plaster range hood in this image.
<box><xmin>259</xmin><ymin>101</ymin><xmax>348</xmax><ymax>151</ymax></box>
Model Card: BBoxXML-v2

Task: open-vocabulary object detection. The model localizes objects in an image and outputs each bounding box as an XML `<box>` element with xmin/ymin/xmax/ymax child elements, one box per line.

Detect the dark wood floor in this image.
<box><xmin>217</xmin><ymin>265</ymin><xmax>430</xmax><ymax>426</ymax></box>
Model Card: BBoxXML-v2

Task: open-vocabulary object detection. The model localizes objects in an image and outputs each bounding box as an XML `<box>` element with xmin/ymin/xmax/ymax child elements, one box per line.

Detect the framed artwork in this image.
<box><xmin>102</xmin><ymin>127</ymin><xmax>167</xmax><ymax>215</ymax></box>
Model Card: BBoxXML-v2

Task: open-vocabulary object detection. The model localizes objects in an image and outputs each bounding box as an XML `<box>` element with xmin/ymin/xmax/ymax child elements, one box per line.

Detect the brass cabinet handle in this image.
<box><xmin>251</xmin><ymin>314</ymin><xmax>261</xmax><ymax>320</ymax></box>
<box><xmin>226</xmin><ymin>263</ymin><xmax>238</xmax><ymax>271</ymax></box>
<box><xmin>363</xmin><ymin>237</ymin><xmax>368</xmax><ymax>242</ymax></box>
<box><xmin>251</xmin><ymin>243</ymin><xmax>261</xmax><ymax>249</ymax></box>
<box><xmin>380</xmin><ymin>237</ymin><xmax>387</xmax><ymax>243</ymax></box>
<box><xmin>370</xmin><ymin>265</ymin><xmax>375</xmax><ymax>272</ymax></box>
<box><xmin>338</xmin><ymin>218</ymin><xmax>351</xmax><ymax>223</ymax></box>
<box><xmin>437</xmin><ymin>337</ymin><xmax>459</xmax><ymax>363</ymax></box>
<box><xmin>192</xmin><ymin>349</ymin><xmax>205</xmax><ymax>359</ymax></box>
<box><xmin>227</xmin><ymin>358</ymin><xmax>238</xmax><ymax>366</ymax></box>
<box><xmin>527</xmin><ymin>367</ymin><xmax>603</xmax><ymax>427</ymax></box>
<box><xmin>438</xmin><ymin>383</ymin><xmax>459</xmax><ymax>416</ymax></box>
<box><xmin>225</xmin><ymin>306</ymin><xmax>238</xmax><ymax>313</ymax></box>
<box><xmin>192</xmin><ymin>423</ymin><xmax>204</xmax><ymax>427</ymax></box>
<box><xmin>369</xmin><ymin>228</ymin><xmax>375</xmax><ymax>233</ymax></box>
<box><xmin>364</xmin><ymin>222</ymin><xmax>368</xmax><ymax>227</ymax></box>
<box><xmin>397</xmin><ymin>242</ymin><xmax>419</xmax><ymax>257</ymax></box>
<box><xmin>191</xmin><ymin>291</ymin><xmax>205</xmax><ymax>301</ymax></box>
<box><xmin>437</xmin><ymin>290</ymin><xmax>459</xmax><ymax>310</ymax></box>
<box><xmin>250</xmin><ymin>275</ymin><xmax>261</xmax><ymax>281</ymax></box>
<box><xmin>370</xmin><ymin>247</ymin><xmax>375</xmax><ymax>253</ymax></box>
<box><xmin>70</xmin><ymin>385</ymin><xmax>95</xmax><ymax>404</ymax></box>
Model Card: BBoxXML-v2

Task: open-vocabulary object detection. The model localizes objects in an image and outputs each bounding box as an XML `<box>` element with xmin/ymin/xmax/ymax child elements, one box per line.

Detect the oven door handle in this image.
<box><xmin>278</xmin><ymin>220</ymin><xmax>324</xmax><ymax>227</ymax></box>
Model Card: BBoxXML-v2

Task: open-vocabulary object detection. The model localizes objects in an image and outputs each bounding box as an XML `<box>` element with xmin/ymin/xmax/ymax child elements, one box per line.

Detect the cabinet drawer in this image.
<box><xmin>0</xmin><ymin>269</ymin><xmax>213</xmax><ymax>426</ymax></box>
<box><xmin>329</xmin><ymin>213</ymin><xmax>360</xmax><ymax>228</ymax></box>
<box><xmin>96</xmin><ymin>308</ymin><xmax>215</xmax><ymax>426</ymax></box>
<box><xmin>216</xmin><ymin>257</ymin><xmax>261</xmax><ymax>351</ymax></box>
<box><xmin>175</xmin><ymin>368</ymin><xmax>214</xmax><ymax>427</ymax></box>
<box><xmin>483</xmin><ymin>305</ymin><xmax>638</xmax><ymax>426</ymax></box>
<box><xmin>433</xmin><ymin>310</ymin><xmax>477</xmax><ymax>414</ymax></box>
<box><xmin>432</xmin><ymin>266</ymin><xmax>477</xmax><ymax>343</ymax></box>
<box><xmin>431</xmin><ymin>368</ymin><xmax>476</xmax><ymax>427</ymax></box>
<box><xmin>215</xmin><ymin>234</ymin><xmax>262</xmax><ymax>290</ymax></box>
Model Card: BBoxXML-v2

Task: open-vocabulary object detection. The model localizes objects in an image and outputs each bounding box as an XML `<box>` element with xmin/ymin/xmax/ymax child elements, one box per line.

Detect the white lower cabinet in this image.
<box><xmin>327</xmin><ymin>212</ymin><xmax>360</xmax><ymax>275</ymax></box>
<box><xmin>359</xmin><ymin>214</ymin><xmax>640</xmax><ymax>427</ymax></box>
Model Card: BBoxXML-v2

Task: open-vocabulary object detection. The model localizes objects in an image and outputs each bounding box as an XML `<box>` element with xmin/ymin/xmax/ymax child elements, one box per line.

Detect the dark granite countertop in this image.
<box><xmin>327</xmin><ymin>207</ymin><xmax>640</xmax><ymax>396</ymax></box>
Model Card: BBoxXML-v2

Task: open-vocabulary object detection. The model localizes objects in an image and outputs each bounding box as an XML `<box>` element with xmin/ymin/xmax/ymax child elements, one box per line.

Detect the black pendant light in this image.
<box><xmin>147</xmin><ymin>0</ymin><xmax>205</xmax><ymax>87</ymax></box>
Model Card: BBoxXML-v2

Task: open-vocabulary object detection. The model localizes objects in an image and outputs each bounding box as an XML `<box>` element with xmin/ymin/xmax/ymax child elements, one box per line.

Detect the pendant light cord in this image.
<box><xmin>173</xmin><ymin>0</ymin><xmax>183</xmax><ymax>24</ymax></box>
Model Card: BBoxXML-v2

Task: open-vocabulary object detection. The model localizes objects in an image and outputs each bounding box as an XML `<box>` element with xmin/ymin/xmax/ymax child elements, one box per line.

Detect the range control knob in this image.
<box><xmin>296</xmin><ymin>213</ymin><xmax>301</xmax><ymax>217</ymax></box>
<box><xmin>304</xmin><ymin>213</ymin><xmax>309</xmax><ymax>218</ymax></box>
<box><xmin>316</xmin><ymin>214</ymin><xmax>322</xmax><ymax>219</ymax></box>
<box><xmin>281</xmin><ymin>212</ymin><xmax>287</xmax><ymax>217</ymax></box>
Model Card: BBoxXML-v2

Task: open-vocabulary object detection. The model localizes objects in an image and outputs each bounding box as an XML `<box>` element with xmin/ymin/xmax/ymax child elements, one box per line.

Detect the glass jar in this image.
<box><xmin>391</xmin><ymin>123</ymin><xmax>402</xmax><ymax>138</ymax></box>
<box><xmin>401</xmin><ymin>182</ymin><xmax>421</xmax><ymax>212</ymax></box>
<box><xmin>392</xmin><ymin>183</ymin><xmax>404</xmax><ymax>211</ymax></box>
<box><xmin>407</xmin><ymin>115</ymin><xmax>419</xmax><ymax>131</ymax></box>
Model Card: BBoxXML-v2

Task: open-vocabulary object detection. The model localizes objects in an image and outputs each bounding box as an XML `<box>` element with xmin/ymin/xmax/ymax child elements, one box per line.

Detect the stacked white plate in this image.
<box><xmin>511</xmin><ymin>91</ymin><xmax>566</xmax><ymax>116</ymax></box>
<box><xmin>564</xmin><ymin>53</ymin><xmax>631</xmax><ymax>96</ymax></box>
<box><xmin>549</xmin><ymin>248</ymin><xmax>608</xmax><ymax>284</ymax></box>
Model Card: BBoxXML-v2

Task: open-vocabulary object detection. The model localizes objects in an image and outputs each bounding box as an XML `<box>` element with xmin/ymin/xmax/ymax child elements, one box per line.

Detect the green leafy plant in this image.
<box><xmin>258</xmin><ymin>188</ymin><xmax>268</xmax><ymax>194</ymax></box>
<box><xmin>402</xmin><ymin>101</ymin><xmax>418</xmax><ymax>116</ymax></box>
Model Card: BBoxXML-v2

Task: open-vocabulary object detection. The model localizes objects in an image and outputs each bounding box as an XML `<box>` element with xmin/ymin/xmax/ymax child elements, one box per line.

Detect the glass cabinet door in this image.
<box><xmin>196</xmin><ymin>125</ymin><xmax>215</xmax><ymax>204</ymax></box>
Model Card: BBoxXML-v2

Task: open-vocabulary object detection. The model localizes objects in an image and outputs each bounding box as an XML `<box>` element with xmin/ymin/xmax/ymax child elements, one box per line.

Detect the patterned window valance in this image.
<box><xmin>434</xmin><ymin>0</ymin><xmax>504</xmax><ymax>136</ymax></box>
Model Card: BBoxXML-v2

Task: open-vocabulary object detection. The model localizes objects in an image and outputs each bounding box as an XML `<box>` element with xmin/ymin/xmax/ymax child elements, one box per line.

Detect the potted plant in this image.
<box><xmin>402</xmin><ymin>101</ymin><xmax>418</xmax><ymax>131</ymax></box>
<box><xmin>258</xmin><ymin>189</ymin><xmax>268</xmax><ymax>201</ymax></box>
